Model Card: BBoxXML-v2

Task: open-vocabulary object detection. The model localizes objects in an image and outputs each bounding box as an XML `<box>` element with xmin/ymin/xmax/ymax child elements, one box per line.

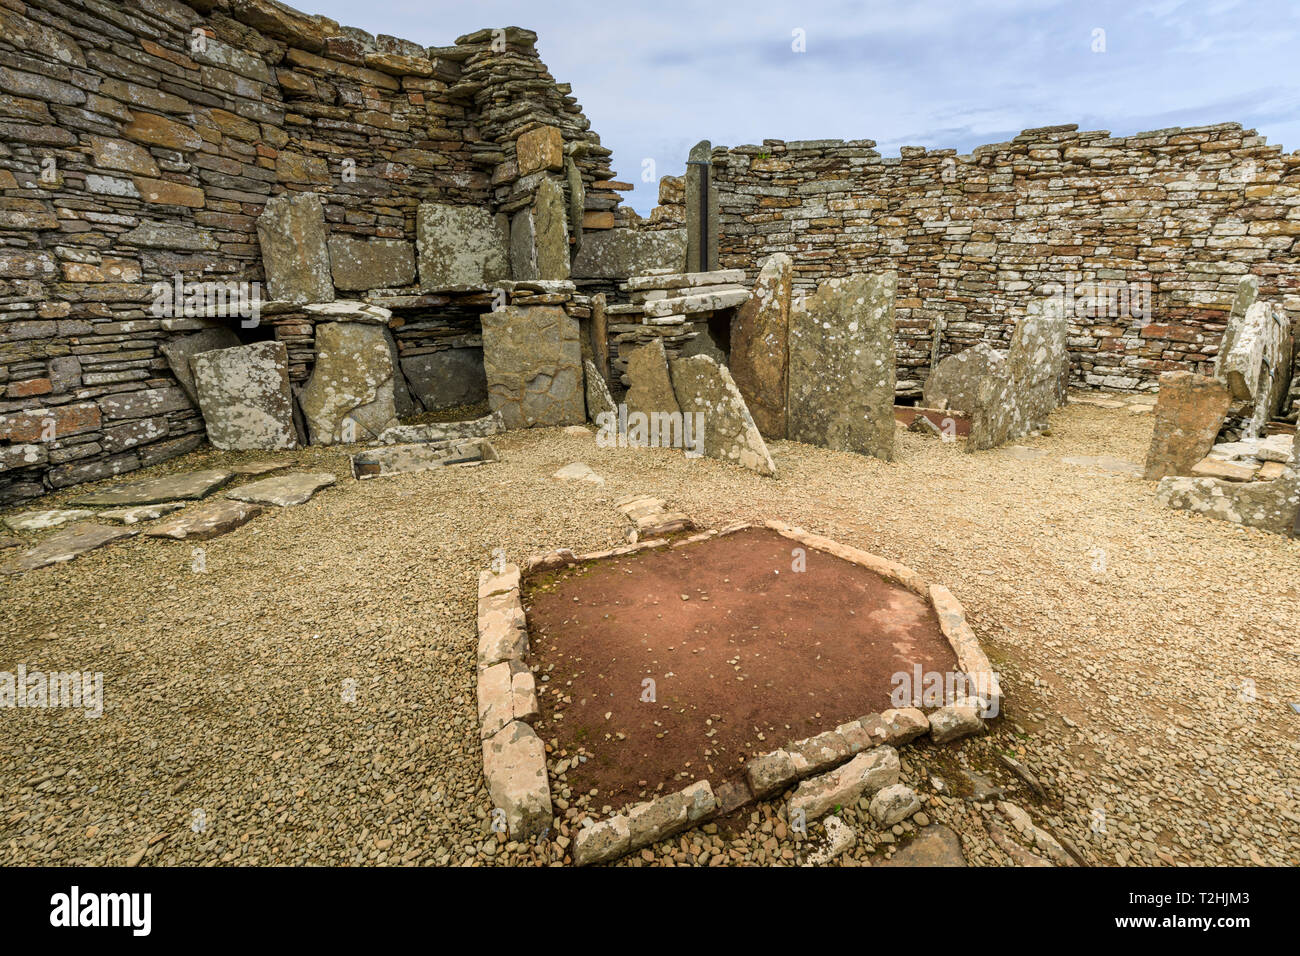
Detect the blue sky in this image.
<box><xmin>304</xmin><ymin>0</ymin><xmax>1300</xmax><ymax>214</ymax></box>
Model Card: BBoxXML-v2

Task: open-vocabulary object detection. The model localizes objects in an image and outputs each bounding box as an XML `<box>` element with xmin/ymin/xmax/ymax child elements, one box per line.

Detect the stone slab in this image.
<box><xmin>160</xmin><ymin>327</ymin><xmax>241</xmax><ymax>405</ymax></box>
<box><xmin>226</xmin><ymin>472</ymin><xmax>336</xmax><ymax>506</ymax></box>
<box><xmin>301</xmin><ymin>322</ymin><xmax>399</xmax><ymax>444</ymax></box>
<box><xmin>1</xmin><ymin>522</ymin><xmax>136</xmax><ymax>574</ymax></box>
<box><xmin>730</xmin><ymin>253</ymin><xmax>791</xmax><ymax>438</ymax></box>
<box><xmin>788</xmin><ymin>271</ymin><xmax>897</xmax><ymax>460</ymax></box>
<box><xmin>326</xmin><ymin>237</ymin><xmax>416</xmax><ymax>291</ymax></box>
<box><xmin>72</xmin><ymin>469</ymin><xmax>233</xmax><ymax>505</ymax></box>
<box><xmin>416</xmin><ymin>202</ymin><xmax>509</xmax><ymax>290</ymax></box>
<box><xmin>191</xmin><ymin>341</ymin><xmax>298</xmax><ymax>451</ymax></box>
<box><xmin>1144</xmin><ymin>371</ymin><xmax>1232</xmax><ymax>480</ymax></box>
<box><xmin>480</xmin><ymin>305</ymin><xmax>583</xmax><ymax>428</ymax></box>
<box><xmin>572</xmin><ymin>227</ymin><xmax>686</xmax><ymax>279</ymax></box>
<box><xmin>145</xmin><ymin>500</ymin><xmax>263</xmax><ymax>540</ymax></box>
<box><xmin>669</xmin><ymin>354</ymin><xmax>776</xmax><ymax>476</ymax></box>
<box><xmin>256</xmin><ymin>191</ymin><xmax>333</xmax><ymax>305</ymax></box>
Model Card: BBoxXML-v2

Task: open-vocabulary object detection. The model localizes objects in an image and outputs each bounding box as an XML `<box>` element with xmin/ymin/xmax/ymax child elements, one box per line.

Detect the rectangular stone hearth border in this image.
<box><xmin>478</xmin><ymin>517</ymin><xmax>1002</xmax><ymax>865</ymax></box>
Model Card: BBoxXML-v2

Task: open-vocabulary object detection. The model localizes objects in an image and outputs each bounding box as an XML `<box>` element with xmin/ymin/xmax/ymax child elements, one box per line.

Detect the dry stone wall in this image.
<box><xmin>712</xmin><ymin>126</ymin><xmax>1300</xmax><ymax>398</ymax></box>
<box><xmin>0</xmin><ymin>0</ymin><xmax>628</xmax><ymax>504</ymax></box>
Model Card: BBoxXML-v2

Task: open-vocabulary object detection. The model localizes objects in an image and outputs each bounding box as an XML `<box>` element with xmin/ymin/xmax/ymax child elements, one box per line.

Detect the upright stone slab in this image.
<box><xmin>685</xmin><ymin>140</ymin><xmax>718</xmax><ymax>272</ymax></box>
<box><xmin>256</xmin><ymin>192</ymin><xmax>333</xmax><ymax>305</ymax></box>
<box><xmin>509</xmin><ymin>207</ymin><xmax>538</xmax><ymax>280</ymax></box>
<box><xmin>968</xmin><ymin>298</ymin><xmax>1069</xmax><ymax>452</ymax></box>
<box><xmin>730</xmin><ymin>253</ymin><xmax>791</xmax><ymax>438</ymax></box>
<box><xmin>326</xmin><ymin>237</ymin><xmax>416</xmax><ymax>291</ymax></box>
<box><xmin>1212</xmin><ymin>275</ymin><xmax>1260</xmax><ymax>387</ymax></box>
<box><xmin>1220</xmin><ymin>301</ymin><xmax>1292</xmax><ymax>437</ymax></box>
<box><xmin>300</xmin><ymin>322</ymin><xmax>399</xmax><ymax>444</ymax></box>
<box><xmin>787</xmin><ymin>271</ymin><xmax>897</xmax><ymax>460</ymax></box>
<box><xmin>480</xmin><ymin>305</ymin><xmax>583</xmax><ymax>428</ymax></box>
<box><xmin>533</xmin><ymin>177</ymin><xmax>570</xmax><ymax>280</ymax></box>
<box><xmin>191</xmin><ymin>341</ymin><xmax>297</xmax><ymax>451</ymax></box>
<box><xmin>1144</xmin><ymin>371</ymin><xmax>1232</xmax><ymax>480</ymax></box>
<box><xmin>416</xmin><ymin>202</ymin><xmax>509</xmax><ymax>290</ymax></box>
<box><xmin>161</xmin><ymin>327</ymin><xmax>240</xmax><ymax>404</ymax></box>
<box><xmin>669</xmin><ymin>354</ymin><xmax>776</xmax><ymax>476</ymax></box>
<box><xmin>590</xmin><ymin>292</ymin><xmax>610</xmax><ymax>379</ymax></box>
<box><xmin>623</xmin><ymin>339</ymin><xmax>680</xmax><ymax>419</ymax></box>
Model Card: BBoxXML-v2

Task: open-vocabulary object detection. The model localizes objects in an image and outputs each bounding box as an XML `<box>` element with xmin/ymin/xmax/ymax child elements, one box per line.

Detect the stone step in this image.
<box><xmin>641</xmin><ymin>288</ymin><xmax>750</xmax><ymax>317</ymax></box>
<box><xmin>623</xmin><ymin>269</ymin><xmax>745</xmax><ymax>292</ymax></box>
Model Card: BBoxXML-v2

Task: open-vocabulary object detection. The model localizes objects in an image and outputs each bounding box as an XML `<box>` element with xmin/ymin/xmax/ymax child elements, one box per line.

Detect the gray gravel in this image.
<box><xmin>1</xmin><ymin>394</ymin><xmax>1297</xmax><ymax>866</ymax></box>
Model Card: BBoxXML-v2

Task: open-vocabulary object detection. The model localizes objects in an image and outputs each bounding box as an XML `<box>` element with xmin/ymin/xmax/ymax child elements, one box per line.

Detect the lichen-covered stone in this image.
<box><xmin>160</xmin><ymin>327</ymin><xmax>240</xmax><ymax>405</ymax></box>
<box><xmin>669</xmin><ymin>354</ymin><xmax>776</xmax><ymax>476</ymax></box>
<box><xmin>1157</xmin><ymin>468</ymin><xmax>1299</xmax><ymax>536</ymax></box>
<box><xmin>584</xmin><ymin>359</ymin><xmax>616</xmax><ymax>421</ymax></box>
<box><xmin>788</xmin><ymin>746</ymin><xmax>900</xmax><ymax>822</ymax></box>
<box><xmin>481</xmin><ymin>720</ymin><xmax>551</xmax><ymax>840</ymax></box>
<box><xmin>255</xmin><ymin>192</ymin><xmax>333</xmax><ymax>305</ymax></box>
<box><xmin>480</xmin><ymin>305</ymin><xmax>583</xmax><ymax>428</ymax></box>
<box><xmin>533</xmin><ymin>177</ymin><xmax>570</xmax><ymax>280</ymax></box>
<box><xmin>416</xmin><ymin>202</ymin><xmax>509</xmax><ymax>289</ymax></box>
<box><xmin>788</xmin><ymin>271</ymin><xmax>897</xmax><ymax>460</ymax></box>
<box><xmin>730</xmin><ymin>253</ymin><xmax>791</xmax><ymax>438</ymax></box>
<box><xmin>572</xmin><ymin>227</ymin><xmax>686</xmax><ymax>279</ymax></box>
<box><xmin>326</xmin><ymin>237</ymin><xmax>416</xmax><ymax>291</ymax></box>
<box><xmin>191</xmin><ymin>342</ymin><xmax>298</xmax><ymax>451</ymax></box>
<box><xmin>300</xmin><ymin>322</ymin><xmax>399</xmax><ymax>444</ymax></box>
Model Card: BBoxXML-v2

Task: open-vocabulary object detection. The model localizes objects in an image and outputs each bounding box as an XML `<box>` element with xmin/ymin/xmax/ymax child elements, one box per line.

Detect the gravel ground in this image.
<box><xmin>1</xmin><ymin>394</ymin><xmax>1297</xmax><ymax>867</ymax></box>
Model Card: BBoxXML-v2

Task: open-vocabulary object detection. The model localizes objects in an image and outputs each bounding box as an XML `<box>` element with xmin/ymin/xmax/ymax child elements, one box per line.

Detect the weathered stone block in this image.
<box><xmin>326</xmin><ymin>237</ymin><xmax>416</xmax><ymax>291</ymax></box>
<box><xmin>572</xmin><ymin>227</ymin><xmax>686</xmax><ymax>279</ymax></box>
<box><xmin>1144</xmin><ymin>371</ymin><xmax>1232</xmax><ymax>480</ymax></box>
<box><xmin>301</xmin><ymin>322</ymin><xmax>400</xmax><ymax>444</ymax></box>
<box><xmin>480</xmin><ymin>305</ymin><xmax>583</xmax><ymax>428</ymax></box>
<box><xmin>669</xmin><ymin>354</ymin><xmax>776</xmax><ymax>476</ymax></box>
<box><xmin>191</xmin><ymin>341</ymin><xmax>298</xmax><ymax>451</ymax></box>
<box><xmin>515</xmin><ymin>124</ymin><xmax>563</xmax><ymax>175</ymax></box>
<box><xmin>415</xmin><ymin>202</ymin><xmax>509</xmax><ymax>290</ymax></box>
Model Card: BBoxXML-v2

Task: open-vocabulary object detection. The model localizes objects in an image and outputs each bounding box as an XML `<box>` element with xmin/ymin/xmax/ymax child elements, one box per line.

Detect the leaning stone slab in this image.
<box><xmin>788</xmin><ymin>746</ymin><xmax>900</xmax><ymax>822</ymax></box>
<box><xmin>572</xmin><ymin>227</ymin><xmax>687</xmax><ymax>279</ymax></box>
<box><xmin>481</xmin><ymin>720</ymin><xmax>552</xmax><ymax>840</ymax></box>
<box><xmin>326</xmin><ymin>237</ymin><xmax>416</xmax><ymax>291</ymax></box>
<box><xmin>788</xmin><ymin>271</ymin><xmax>897</xmax><ymax>460</ymax></box>
<box><xmin>2</xmin><ymin>522</ymin><xmax>136</xmax><ymax>574</ymax></box>
<box><xmin>226</xmin><ymin>472</ymin><xmax>336</xmax><ymax>507</ymax></box>
<box><xmin>416</xmin><ymin>202</ymin><xmax>509</xmax><ymax>290</ymax></box>
<box><xmin>72</xmin><ymin>469</ymin><xmax>234</xmax><ymax>505</ymax></box>
<box><xmin>923</xmin><ymin>342</ymin><xmax>1005</xmax><ymax>413</ymax></box>
<box><xmin>480</xmin><ymin>305</ymin><xmax>584</xmax><ymax>428</ymax></box>
<box><xmin>301</xmin><ymin>322</ymin><xmax>399</xmax><ymax>444</ymax></box>
<box><xmin>1157</xmin><ymin>469</ymin><xmax>1300</xmax><ymax>536</ymax></box>
<box><xmin>1211</xmin><ymin>275</ymin><xmax>1261</xmax><ymax>388</ymax></box>
<box><xmin>669</xmin><ymin>354</ymin><xmax>776</xmax><ymax>476</ymax></box>
<box><xmin>4</xmin><ymin>509</ymin><xmax>94</xmax><ymax>532</ymax></box>
<box><xmin>584</xmin><ymin>359</ymin><xmax>617</xmax><ymax>422</ymax></box>
<box><xmin>161</xmin><ymin>327</ymin><xmax>240</xmax><ymax>404</ymax></box>
<box><xmin>145</xmin><ymin>500</ymin><xmax>263</xmax><ymax>540</ymax></box>
<box><xmin>256</xmin><ymin>192</ymin><xmax>333</xmax><ymax>305</ymax></box>
<box><xmin>623</xmin><ymin>339</ymin><xmax>680</xmax><ymax>419</ymax></box>
<box><xmin>730</xmin><ymin>253</ymin><xmax>791</xmax><ymax>438</ymax></box>
<box><xmin>191</xmin><ymin>341</ymin><xmax>298</xmax><ymax>451</ymax></box>
<box><xmin>1144</xmin><ymin>371</ymin><xmax>1232</xmax><ymax>480</ymax></box>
